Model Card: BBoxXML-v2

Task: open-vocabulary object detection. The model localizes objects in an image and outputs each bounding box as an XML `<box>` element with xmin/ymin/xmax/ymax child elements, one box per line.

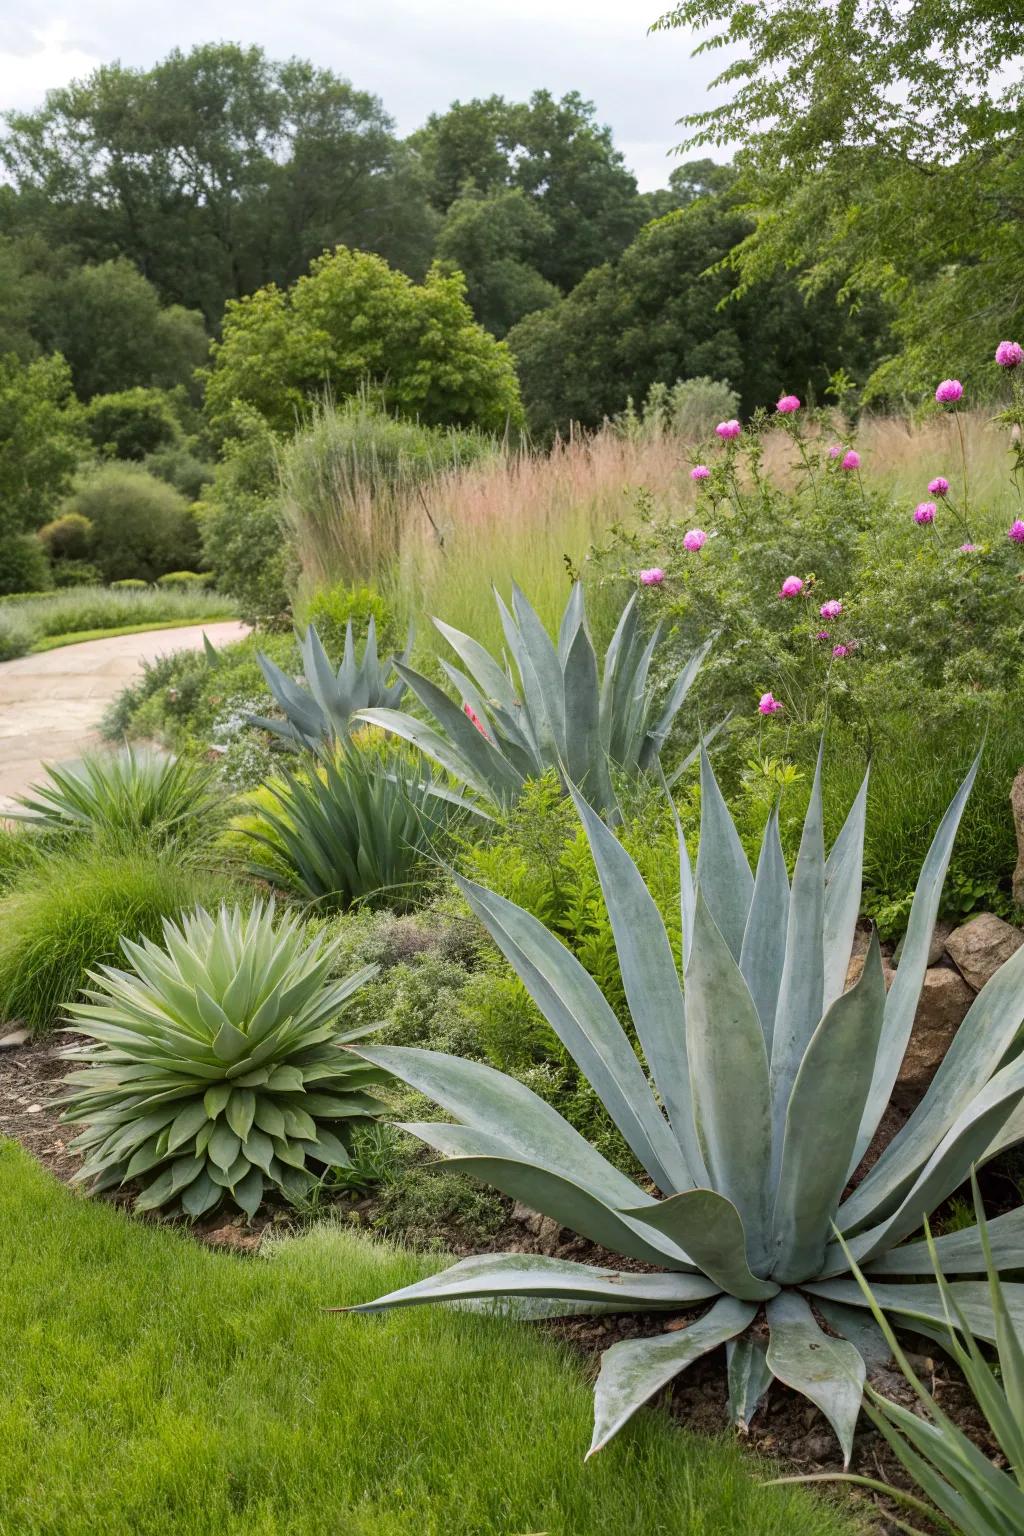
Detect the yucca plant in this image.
<box><xmin>250</xmin><ymin>619</ymin><xmax>410</xmax><ymax>752</ymax></box>
<box><xmin>13</xmin><ymin>746</ymin><xmax>220</xmax><ymax>848</ymax></box>
<box><xmin>240</xmin><ymin>744</ymin><xmax>489</xmax><ymax>912</ymax></box>
<box><xmin>60</xmin><ymin>902</ymin><xmax>386</xmax><ymax>1217</ymax></box>
<box><xmin>346</xmin><ymin>747</ymin><xmax>1024</xmax><ymax>1464</ymax></box>
<box><xmin>358</xmin><ymin>582</ymin><xmax>715</xmax><ymax>820</ymax></box>
<box><xmin>776</xmin><ymin>1173</ymin><xmax>1024</xmax><ymax>1535</ymax></box>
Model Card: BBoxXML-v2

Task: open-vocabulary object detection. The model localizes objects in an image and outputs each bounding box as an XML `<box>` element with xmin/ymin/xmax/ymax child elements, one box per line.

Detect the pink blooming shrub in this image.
<box><xmin>832</xmin><ymin>644</ymin><xmax>849</xmax><ymax>659</ymax></box>
<box><xmin>779</xmin><ymin>575</ymin><xmax>804</xmax><ymax>598</ymax></box>
<box><xmin>959</xmin><ymin>543</ymin><xmax>978</xmax><ymax>553</ymax></box>
<box><xmin>935</xmin><ymin>379</ymin><xmax>964</xmax><ymax>403</ymax></box>
<box><xmin>828</xmin><ymin>444</ymin><xmax>842</xmax><ymax>459</ymax></box>
<box><xmin>1009</xmin><ymin>520</ymin><xmax>1024</xmax><ymax>543</ymax></box>
<box><xmin>914</xmin><ymin>502</ymin><xmax>937</xmax><ymax>525</ymax></box>
<box><xmin>928</xmin><ymin>476</ymin><xmax>949</xmax><ymax>497</ymax></box>
<box><xmin>816</xmin><ymin>630</ymin><xmax>831</xmax><ymax>642</ymax></box>
<box><xmin>841</xmin><ymin>450</ymin><xmax>860</xmax><ymax>471</ymax></box>
<box><xmin>996</xmin><ymin>340</ymin><xmax>1023</xmax><ymax>368</ymax></box>
<box><xmin>758</xmin><ymin>692</ymin><xmax>782</xmax><ymax>715</ymax></box>
<box><xmin>683</xmin><ymin>528</ymin><xmax>708</xmax><ymax>551</ymax></box>
<box><xmin>690</xmin><ymin>464</ymin><xmax>711</xmax><ymax>481</ymax></box>
<box><xmin>715</xmin><ymin>420</ymin><xmax>741</xmax><ymax>439</ymax></box>
<box><xmin>639</xmin><ymin>567</ymin><xmax>664</xmax><ymax>586</ymax></box>
<box><xmin>819</xmin><ymin>599</ymin><xmax>842</xmax><ymax>619</ymax></box>
<box><xmin>776</xmin><ymin>394</ymin><xmax>801</xmax><ymax>414</ymax></box>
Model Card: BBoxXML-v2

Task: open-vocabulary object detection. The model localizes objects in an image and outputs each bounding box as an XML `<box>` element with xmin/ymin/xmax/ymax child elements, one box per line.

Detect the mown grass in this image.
<box><xmin>0</xmin><ymin>586</ymin><xmax>238</xmax><ymax>661</ymax></box>
<box><xmin>0</xmin><ymin>1143</ymin><xmax>864</xmax><ymax>1536</ymax></box>
<box><xmin>29</xmin><ymin>616</ymin><xmax>237</xmax><ymax>653</ymax></box>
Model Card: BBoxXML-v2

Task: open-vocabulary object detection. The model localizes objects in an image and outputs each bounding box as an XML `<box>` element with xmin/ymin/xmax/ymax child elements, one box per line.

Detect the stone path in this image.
<box><xmin>0</xmin><ymin>621</ymin><xmax>249</xmax><ymax>812</ymax></box>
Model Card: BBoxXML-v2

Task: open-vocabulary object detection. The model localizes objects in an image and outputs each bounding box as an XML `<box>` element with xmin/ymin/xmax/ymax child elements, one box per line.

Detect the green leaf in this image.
<box><xmin>225</xmin><ymin>1088</ymin><xmax>256</xmax><ymax>1141</ymax></box>
<box><xmin>233</xmin><ymin>1165</ymin><xmax>264</xmax><ymax>1217</ymax></box>
<box><xmin>207</xmin><ymin>1121</ymin><xmax>241</xmax><ymax>1173</ymax></box>
<box><xmin>822</xmin><ymin>766</ymin><xmax>869</xmax><ymax>1012</ymax></box>
<box><xmin>804</xmin><ymin>1279</ymin><xmax>1024</xmax><ymax>1345</ymax></box>
<box><xmin>204</xmin><ymin>1083</ymin><xmax>232</xmax><ymax>1119</ymax></box>
<box><xmin>166</xmin><ymin>1100</ymin><xmax>210</xmax><ymax>1154</ymax></box>
<box><xmin>181</xmin><ymin>1168</ymin><xmax>221</xmax><ymax>1218</ymax></box>
<box><xmin>740</xmin><ymin>803</ymin><xmax>789</xmax><ymax>1050</ymax></box>
<box><xmin>864</xmin><ymin>1207</ymin><xmax>1024</xmax><ymax>1277</ymax></box>
<box><xmin>621</xmin><ymin>1189</ymin><xmax>779</xmax><ymax>1301</ymax></box>
<box><xmin>695</xmin><ymin>743</ymin><xmax>752</xmax><ymax>960</ymax></box>
<box><xmin>727</xmin><ymin>1333</ymin><xmax>773</xmax><ymax>1430</ymax></box>
<box><xmin>766</xmin><ymin>1290</ymin><xmax>865</xmax><ymax>1467</ymax></box>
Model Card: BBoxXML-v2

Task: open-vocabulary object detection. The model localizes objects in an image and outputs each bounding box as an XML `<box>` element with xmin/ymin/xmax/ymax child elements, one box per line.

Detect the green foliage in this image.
<box><xmin>195</xmin><ymin>406</ymin><xmax>291</xmax><ymax>625</ymax></box>
<box><xmin>0</xmin><ymin>583</ymin><xmax>235</xmax><ymax>660</ymax></box>
<box><xmin>83</xmin><ymin>387</ymin><xmax>181</xmax><ymax>461</ymax></box>
<box><xmin>300</xmin><ymin>582</ymin><xmax>397</xmax><ymax>659</ymax></box>
<box><xmin>13</xmin><ymin>747</ymin><xmax>221</xmax><ymax>851</ymax></box>
<box><xmin>433</xmin><ymin>187</ymin><xmax>561</xmax><ymax>337</ymax></box>
<box><xmin>60</xmin><ymin>902</ymin><xmax>387</xmax><ymax>1216</ymax></box>
<box><xmin>0</xmin><ymin>849</ymin><xmax>239</xmax><ymax>1035</ymax></box>
<box><xmin>37</xmin><ymin>512</ymin><xmax>93</xmax><ymax>562</ymax></box>
<box><xmin>58</xmin><ymin>464</ymin><xmax>199</xmax><ymax>582</ymax></box>
<box><xmin>0</xmin><ymin>351</ymin><xmax>83</xmax><ymax>537</ymax></box>
<box><xmin>156</xmin><ymin>571</ymin><xmax>210</xmax><ymax>589</ymax></box>
<box><xmin>612</xmin><ymin>376</ymin><xmax>740</xmax><ymax>443</ymax></box>
<box><xmin>0</xmin><ymin>531</ymin><xmax>53</xmax><ymax>598</ymax></box>
<box><xmin>204</xmin><ymin>247</ymin><xmax>523</xmax><ymax>438</ymax></box>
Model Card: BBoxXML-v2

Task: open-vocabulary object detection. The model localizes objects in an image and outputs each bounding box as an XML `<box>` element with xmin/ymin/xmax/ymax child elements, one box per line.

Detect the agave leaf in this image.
<box><xmin>358</xmin><ymin>704</ymin><xmax>508</xmax><ymax>806</ymax></box>
<box><xmin>641</xmin><ymin>635</ymin><xmax>713</xmax><ymax>765</ymax></box>
<box><xmin>511</xmin><ymin>582</ymin><xmax>566</xmax><ymax>764</ymax></box>
<box><xmin>166</xmin><ymin>1100</ymin><xmax>210</xmax><ymax>1153</ymax></box>
<box><xmin>134</xmin><ymin>1155</ymin><xmax>204</xmax><ymax>1212</ymax></box>
<box><xmin>766</xmin><ymin>1290</ymin><xmax>865</xmax><ymax>1467</ymax></box>
<box><xmin>620</xmin><ymin>1189</ymin><xmax>779</xmax><ymax>1301</ymax></box>
<box><xmin>432</xmin><ymin>616</ymin><xmax>519</xmax><ymax>713</ymax></box>
<box><xmin>233</xmin><ymin>1165</ymin><xmax>264</xmax><ymax>1218</ymax></box>
<box><xmin>225</xmin><ymin>1088</ymin><xmax>256</xmax><ymax>1141</ymax></box>
<box><xmin>813</xmin><ymin>1298</ymin><xmax>893</xmax><ymax>1372</ymax></box>
<box><xmin>695</xmin><ymin>744</ymin><xmax>753</xmax><ymax>960</ymax></box>
<box><xmin>739</xmin><ymin>804</ymin><xmax>790</xmax><ymax>1049</ymax></box>
<box><xmin>588</xmin><ymin>1297</ymin><xmax>757</xmax><ymax>1456</ymax></box>
<box><xmin>864</xmin><ymin>1207</ymin><xmax>1024</xmax><ymax>1277</ymax></box>
<box><xmin>803</xmin><ymin>1278</ymin><xmax>1024</xmax><ymax>1344</ymax></box>
<box><xmin>345</xmin><ymin>1252</ymin><xmax>719</xmax><ymax>1315</ymax></box>
<box><xmin>772</xmin><ymin>934</ymin><xmax>886</xmax><ymax>1282</ymax></box>
<box><xmin>208</xmin><ymin>1122</ymin><xmax>241</xmax><ymax>1172</ymax></box>
<box><xmin>562</xmin><ymin>626</ymin><xmax>616</xmax><ymax>814</ymax></box>
<box><xmin>727</xmin><ymin>1332</ymin><xmax>773</xmax><ymax>1430</ymax></box>
<box><xmin>557</xmin><ymin>581</ymin><xmax>587</xmax><ymax>666</ymax></box>
<box><xmin>822</xmin><ymin>766</ymin><xmax>870</xmax><ymax>1011</ymax></box>
<box><xmin>307</xmin><ymin>1127</ymin><xmax>351</xmax><ymax>1167</ymax></box>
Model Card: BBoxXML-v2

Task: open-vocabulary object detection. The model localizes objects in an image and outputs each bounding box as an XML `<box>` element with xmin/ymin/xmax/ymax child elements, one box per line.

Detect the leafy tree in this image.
<box><xmin>653</xmin><ymin>0</ymin><xmax>1024</xmax><ymax>397</ymax></box>
<box><xmin>83</xmin><ymin>389</ymin><xmax>182</xmax><ymax>461</ymax></box>
<box><xmin>1</xmin><ymin>44</ymin><xmax>437</xmax><ymax>325</ymax></box>
<box><xmin>204</xmin><ymin>246</ymin><xmax>523</xmax><ymax>437</ymax></box>
<box><xmin>434</xmin><ymin>188</ymin><xmax>560</xmax><ymax>336</ymax></box>
<box><xmin>59</xmin><ymin>465</ymin><xmax>199</xmax><ymax>582</ymax></box>
<box><xmin>413</xmin><ymin>91</ymin><xmax>645</xmax><ymax>293</ymax></box>
<box><xmin>507</xmin><ymin>179</ymin><xmax>887</xmax><ymax>436</ymax></box>
<box><xmin>0</xmin><ymin>353</ymin><xmax>83</xmax><ymax>535</ymax></box>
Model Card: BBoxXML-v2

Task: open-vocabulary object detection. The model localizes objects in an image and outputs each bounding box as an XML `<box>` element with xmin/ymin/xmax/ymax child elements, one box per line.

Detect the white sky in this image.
<box><xmin>0</xmin><ymin>3</ymin><xmax>730</xmax><ymax>190</ymax></box>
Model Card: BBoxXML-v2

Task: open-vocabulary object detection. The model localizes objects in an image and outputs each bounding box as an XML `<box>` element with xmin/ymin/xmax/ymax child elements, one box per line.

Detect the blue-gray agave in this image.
<box><xmin>358</xmin><ymin>582</ymin><xmax>715</xmax><ymax>820</ymax></box>
<box><xmin>250</xmin><ymin>619</ymin><xmax>410</xmax><ymax>752</ymax></box>
<box><xmin>346</xmin><ymin>748</ymin><xmax>1024</xmax><ymax>1463</ymax></box>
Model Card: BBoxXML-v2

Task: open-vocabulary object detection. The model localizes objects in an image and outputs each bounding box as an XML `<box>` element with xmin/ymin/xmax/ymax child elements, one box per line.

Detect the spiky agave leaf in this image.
<box><xmin>13</xmin><ymin>746</ymin><xmax>220</xmax><ymax>848</ymax></box>
<box><xmin>357</xmin><ymin>582</ymin><xmax>716</xmax><ymax>821</ymax></box>
<box><xmin>59</xmin><ymin>901</ymin><xmax>386</xmax><ymax>1217</ymax></box>
<box><xmin>345</xmin><ymin>747</ymin><xmax>1024</xmax><ymax>1464</ymax></box>
<box><xmin>249</xmin><ymin>619</ymin><xmax>411</xmax><ymax>752</ymax></box>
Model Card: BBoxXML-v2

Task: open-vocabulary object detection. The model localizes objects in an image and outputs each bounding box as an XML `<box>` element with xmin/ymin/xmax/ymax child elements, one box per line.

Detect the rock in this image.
<box><xmin>0</xmin><ymin>1028</ymin><xmax>29</xmax><ymax>1050</ymax></box>
<box><xmin>845</xmin><ymin>943</ymin><xmax>896</xmax><ymax>993</ymax></box>
<box><xmin>1012</xmin><ymin>768</ymin><xmax>1024</xmax><ymax>906</ymax></box>
<box><xmin>893</xmin><ymin>966</ymin><xmax>975</xmax><ymax>1104</ymax></box>
<box><xmin>893</xmin><ymin>919</ymin><xmax>954</xmax><ymax>968</ymax></box>
<box><xmin>945</xmin><ymin>913</ymin><xmax>1024</xmax><ymax>992</ymax></box>
<box><xmin>512</xmin><ymin>1199</ymin><xmax>562</xmax><ymax>1251</ymax></box>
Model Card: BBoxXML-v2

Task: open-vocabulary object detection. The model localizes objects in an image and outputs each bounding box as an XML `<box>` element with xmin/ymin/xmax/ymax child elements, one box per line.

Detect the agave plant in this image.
<box><xmin>250</xmin><ymin>619</ymin><xmax>410</xmax><ymax>752</ymax></box>
<box><xmin>60</xmin><ymin>902</ymin><xmax>386</xmax><ymax>1217</ymax></box>
<box><xmin>777</xmin><ymin>1174</ymin><xmax>1024</xmax><ymax>1535</ymax></box>
<box><xmin>347</xmin><ymin>747</ymin><xmax>1024</xmax><ymax>1463</ymax></box>
<box><xmin>13</xmin><ymin>746</ymin><xmax>219</xmax><ymax>848</ymax></box>
<box><xmin>240</xmin><ymin>744</ymin><xmax>489</xmax><ymax>912</ymax></box>
<box><xmin>358</xmin><ymin>582</ymin><xmax>715</xmax><ymax>820</ymax></box>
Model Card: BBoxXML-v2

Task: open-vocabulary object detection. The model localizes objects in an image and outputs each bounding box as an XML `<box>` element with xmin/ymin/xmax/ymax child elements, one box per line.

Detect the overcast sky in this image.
<box><xmin>0</xmin><ymin>2</ymin><xmax>730</xmax><ymax>190</ymax></box>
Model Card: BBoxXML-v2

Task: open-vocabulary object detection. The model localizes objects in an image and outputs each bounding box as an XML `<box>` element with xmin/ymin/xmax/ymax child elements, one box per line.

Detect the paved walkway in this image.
<box><xmin>0</xmin><ymin>621</ymin><xmax>249</xmax><ymax>812</ymax></box>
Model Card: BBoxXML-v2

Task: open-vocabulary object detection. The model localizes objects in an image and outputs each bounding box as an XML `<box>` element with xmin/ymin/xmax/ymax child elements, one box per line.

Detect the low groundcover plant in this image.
<box><xmin>345</xmin><ymin>746</ymin><xmax>1024</xmax><ymax>1463</ymax></box>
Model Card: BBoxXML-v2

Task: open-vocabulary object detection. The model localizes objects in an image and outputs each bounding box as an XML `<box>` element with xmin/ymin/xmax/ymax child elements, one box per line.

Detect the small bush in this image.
<box><xmin>144</xmin><ymin>441</ymin><xmax>215</xmax><ymax>501</ymax></box>
<box><xmin>0</xmin><ymin>850</ymin><xmax>242</xmax><ymax>1035</ymax></box>
<box><xmin>0</xmin><ymin>534</ymin><xmax>53</xmax><ymax>598</ymax></box>
<box><xmin>53</xmin><ymin>560</ymin><xmax>104</xmax><ymax>589</ymax></box>
<box><xmin>156</xmin><ymin>571</ymin><xmax>210</xmax><ymax>589</ymax></box>
<box><xmin>299</xmin><ymin>581</ymin><xmax>399</xmax><ymax>657</ymax></box>
<box><xmin>196</xmin><ymin>407</ymin><xmax>291</xmax><ymax>625</ymax></box>
<box><xmin>37</xmin><ymin>513</ymin><xmax>94</xmax><ymax>563</ymax></box>
<box><xmin>82</xmin><ymin>388</ymin><xmax>181</xmax><ymax>462</ymax></box>
<box><xmin>59</xmin><ymin>464</ymin><xmax>199</xmax><ymax>583</ymax></box>
<box><xmin>110</xmin><ymin>578</ymin><xmax>148</xmax><ymax>589</ymax></box>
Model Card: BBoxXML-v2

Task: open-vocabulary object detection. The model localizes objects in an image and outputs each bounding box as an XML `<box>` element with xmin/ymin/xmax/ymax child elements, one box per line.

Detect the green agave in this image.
<box><xmin>348</xmin><ymin>747</ymin><xmax>1024</xmax><ymax>1463</ymax></box>
<box><xmin>14</xmin><ymin>746</ymin><xmax>219</xmax><ymax>848</ymax></box>
<box><xmin>358</xmin><ymin>582</ymin><xmax>716</xmax><ymax>820</ymax></box>
<box><xmin>250</xmin><ymin>619</ymin><xmax>410</xmax><ymax>752</ymax></box>
<box><xmin>60</xmin><ymin>902</ymin><xmax>386</xmax><ymax>1217</ymax></box>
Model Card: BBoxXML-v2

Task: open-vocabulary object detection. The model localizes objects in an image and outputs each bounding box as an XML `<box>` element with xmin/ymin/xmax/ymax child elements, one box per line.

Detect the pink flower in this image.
<box><xmin>914</xmin><ymin>501</ymin><xmax>937</xmax><ymax>525</ymax></box>
<box><xmin>841</xmin><ymin>450</ymin><xmax>861</xmax><ymax>471</ymax></box>
<box><xmin>1009</xmin><ymin>520</ymin><xmax>1024</xmax><ymax>543</ymax></box>
<box><xmin>779</xmin><ymin>575</ymin><xmax>804</xmax><ymax>598</ymax></box>
<box><xmin>758</xmin><ymin>692</ymin><xmax>783</xmax><ymax>715</ymax></box>
<box><xmin>776</xmin><ymin>394</ymin><xmax>801</xmax><ymax>414</ymax></box>
<box><xmin>690</xmin><ymin>464</ymin><xmax>711</xmax><ymax>481</ymax></box>
<box><xmin>935</xmin><ymin>379</ymin><xmax>964</xmax><ymax>404</ymax></box>
<box><xmin>715</xmin><ymin>419</ymin><xmax>741</xmax><ymax>439</ymax></box>
<box><xmin>828</xmin><ymin>443</ymin><xmax>842</xmax><ymax>459</ymax></box>
<box><xmin>816</xmin><ymin>630</ymin><xmax>831</xmax><ymax>642</ymax></box>
<box><xmin>928</xmin><ymin>476</ymin><xmax>949</xmax><ymax>497</ymax></box>
<box><xmin>832</xmin><ymin>644</ymin><xmax>849</xmax><ymax>659</ymax></box>
<box><xmin>996</xmin><ymin>340</ymin><xmax>1023</xmax><ymax>368</ymax></box>
<box><xmin>683</xmin><ymin>528</ymin><xmax>708</xmax><ymax>552</ymax></box>
<box><xmin>463</xmin><ymin>702</ymin><xmax>487</xmax><ymax>735</ymax></box>
<box><xmin>959</xmin><ymin>543</ymin><xmax>978</xmax><ymax>553</ymax></box>
<box><xmin>639</xmin><ymin>567</ymin><xmax>665</xmax><ymax>586</ymax></box>
<box><xmin>819</xmin><ymin>599</ymin><xmax>843</xmax><ymax>619</ymax></box>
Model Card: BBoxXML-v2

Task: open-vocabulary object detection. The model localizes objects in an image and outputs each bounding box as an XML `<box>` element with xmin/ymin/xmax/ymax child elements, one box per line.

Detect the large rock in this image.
<box><xmin>1012</xmin><ymin>767</ymin><xmax>1024</xmax><ymax>907</ymax></box>
<box><xmin>893</xmin><ymin>965</ymin><xmax>975</xmax><ymax>1105</ymax></box>
<box><xmin>945</xmin><ymin>913</ymin><xmax>1024</xmax><ymax>992</ymax></box>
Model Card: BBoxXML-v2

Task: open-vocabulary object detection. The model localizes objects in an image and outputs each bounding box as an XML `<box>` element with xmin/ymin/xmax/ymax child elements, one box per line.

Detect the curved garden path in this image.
<box><xmin>0</xmin><ymin>621</ymin><xmax>249</xmax><ymax>813</ymax></box>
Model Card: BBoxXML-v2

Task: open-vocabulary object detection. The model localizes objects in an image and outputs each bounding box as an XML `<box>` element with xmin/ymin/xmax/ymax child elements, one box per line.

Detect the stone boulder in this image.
<box><xmin>1012</xmin><ymin>767</ymin><xmax>1024</xmax><ymax>907</ymax></box>
<box><xmin>945</xmin><ymin>912</ymin><xmax>1024</xmax><ymax>992</ymax></box>
<box><xmin>893</xmin><ymin>965</ymin><xmax>975</xmax><ymax>1104</ymax></box>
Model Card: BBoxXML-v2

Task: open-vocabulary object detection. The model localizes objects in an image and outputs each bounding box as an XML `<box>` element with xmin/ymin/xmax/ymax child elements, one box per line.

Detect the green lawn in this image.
<box><xmin>0</xmin><ymin>1142</ymin><xmax>865</xmax><ymax>1536</ymax></box>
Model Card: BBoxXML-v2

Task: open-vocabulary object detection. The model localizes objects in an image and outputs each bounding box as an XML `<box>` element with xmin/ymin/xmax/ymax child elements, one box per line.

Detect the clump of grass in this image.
<box><xmin>0</xmin><ymin>584</ymin><xmax>237</xmax><ymax>659</ymax></box>
<box><xmin>0</xmin><ymin>849</ymin><xmax>243</xmax><ymax>1035</ymax></box>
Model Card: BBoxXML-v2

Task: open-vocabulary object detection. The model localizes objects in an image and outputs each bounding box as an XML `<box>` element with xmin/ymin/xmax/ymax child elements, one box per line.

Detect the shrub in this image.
<box><xmin>59</xmin><ymin>464</ymin><xmax>199</xmax><ymax>583</ymax></box>
<box><xmin>82</xmin><ymin>388</ymin><xmax>181</xmax><ymax>462</ymax></box>
<box><xmin>0</xmin><ymin>533</ymin><xmax>53</xmax><ymax>598</ymax></box>
<box><xmin>37</xmin><ymin>513</ymin><xmax>94</xmax><ymax>563</ymax></box>
<box><xmin>0</xmin><ymin>849</ymin><xmax>240</xmax><ymax>1035</ymax></box>
<box><xmin>613</xmin><ymin>377</ymin><xmax>741</xmax><ymax>442</ymax></box>
<box><xmin>300</xmin><ymin>581</ymin><xmax>398</xmax><ymax>659</ymax></box>
<box><xmin>144</xmin><ymin>440</ymin><xmax>215</xmax><ymax>501</ymax></box>
<box><xmin>52</xmin><ymin>560</ymin><xmax>104</xmax><ymax>588</ymax></box>
<box><xmin>110</xmin><ymin>578</ymin><xmax>148</xmax><ymax>589</ymax></box>
<box><xmin>156</xmin><ymin>571</ymin><xmax>211</xmax><ymax>589</ymax></box>
<box><xmin>196</xmin><ymin>407</ymin><xmax>291</xmax><ymax>625</ymax></box>
<box><xmin>59</xmin><ymin>901</ymin><xmax>387</xmax><ymax>1216</ymax></box>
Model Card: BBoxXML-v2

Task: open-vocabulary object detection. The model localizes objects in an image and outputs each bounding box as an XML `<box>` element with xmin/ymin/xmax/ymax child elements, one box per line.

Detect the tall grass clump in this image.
<box><xmin>0</xmin><ymin>584</ymin><xmax>237</xmax><ymax>659</ymax></box>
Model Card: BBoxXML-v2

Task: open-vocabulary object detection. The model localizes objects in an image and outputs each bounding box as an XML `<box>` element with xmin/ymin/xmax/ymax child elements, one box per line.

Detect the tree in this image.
<box><xmin>507</xmin><ymin>175</ymin><xmax>887</xmax><ymax>436</ymax></box>
<box><xmin>204</xmin><ymin>246</ymin><xmax>523</xmax><ymax>438</ymax></box>
<box><xmin>1</xmin><ymin>44</ymin><xmax>438</xmax><ymax>325</ymax></box>
<box><xmin>413</xmin><ymin>92</ymin><xmax>646</xmax><ymax>294</ymax></box>
<box><xmin>653</xmin><ymin>0</ymin><xmax>1024</xmax><ymax>397</ymax></box>
<box><xmin>0</xmin><ymin>353</ymin><xmax>83</xmax><ymax>535</ymax></box>
<box><xmin>434</xmin><ymin>188</ymin><xmax>560</xmax><ymax>337</ymax></box>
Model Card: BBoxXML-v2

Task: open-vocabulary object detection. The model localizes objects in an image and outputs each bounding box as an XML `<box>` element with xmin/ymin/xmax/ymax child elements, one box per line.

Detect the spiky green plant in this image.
<box><xmin>358</xmin><ymin>582</ymin><xmax>715</xmax><ymax>820</ymax></box>
<box><xmin>346</xmin><ymin>747</ymin><xmax>1024</xmax><ymax>1464</ymax></box>
<box><xmin>60</xmin><ymin>902</ymin><xmax>386</xmax><ymax>1217</ymax></box>
<box><xmin>13</xmin><ymin>747</ymin><xmax>220</xmax><ymax>848</ymax></box>
<box><xmin>241</xmin><ymin>745</ymin><xmax>489</xmax><ymax>912</ymax></box>
<box><xmin>776</xmin><ymin>1172</ymin><xmax>1024</xmax><ymax>1535</ymax></box>
<box><xmin>250</xmin><ymin>620</ymin><xmax>409</xmax><ymax>751</ymax></box>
